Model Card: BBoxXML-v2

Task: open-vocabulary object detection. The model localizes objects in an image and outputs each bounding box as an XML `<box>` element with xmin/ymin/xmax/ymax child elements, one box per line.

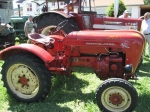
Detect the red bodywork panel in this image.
<box><xmin>0</xmin><ymin>44</ymin><xmax>54</xmax><ymax>63</ymax></box>
<box><xmin>70</xmin><ymin>13</ymin><xmax>142</xmax><ymax>31</ymax></box>
<box><xmin>94</xmin><ymin>16</ymin><xmax>142</xmax><ymax>31</ymax></box>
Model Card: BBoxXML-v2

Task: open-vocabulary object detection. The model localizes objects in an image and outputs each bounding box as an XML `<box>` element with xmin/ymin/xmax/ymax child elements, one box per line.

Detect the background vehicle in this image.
<box><xmin>10</xmin><ymin>15</ymin><xmax>28</xmax><ymax>40</ymax></box>
<box><xmin>0</xmin><ymin>1</ymin><xmax>15</xmax><ymax>48</ymax></box>
<box><xmin>34</xmin><ymin>0</ymin><xmax>142</xmax><ymax>35</ymax></box>
<box><xmin>0</xmin><ymin>20</ymin><xmax>145</xmax><ymax>111</ymax></box>
<box><xmin>0</xmin><ymin>23</ymin><xmax>15</xmax><ymax>48</ymax></box>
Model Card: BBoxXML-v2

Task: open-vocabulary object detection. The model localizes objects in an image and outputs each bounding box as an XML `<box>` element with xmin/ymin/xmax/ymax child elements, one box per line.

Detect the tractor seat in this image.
<box><xmin>28</xmin><ymin>33</ymin><xmax>55</xmax><ymax>44</ymax></box>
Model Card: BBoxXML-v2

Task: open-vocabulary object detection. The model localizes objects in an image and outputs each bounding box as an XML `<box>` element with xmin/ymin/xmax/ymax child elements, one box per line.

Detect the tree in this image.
<box><xmin>144</xmin><ymin>0</ymin><xmax>150</xmax><ymax>5</ymax></box>
<box><xmin>106</xmin><ymin>0</ymin><xmax>126</xmax><ymax>17</ymax></box>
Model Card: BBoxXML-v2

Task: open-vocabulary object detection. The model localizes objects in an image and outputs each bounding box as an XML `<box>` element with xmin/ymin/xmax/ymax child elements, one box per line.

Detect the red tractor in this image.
<box><xmin>0</xmin><ymin>19</ymin><xmax>145</xmax><ymax>112</ymax></box>
<box><xmin>34</xmin><ymin>0</ymin><xmax>142</xmax><ymax>35</ymax></box>
<box><xmin>0</xmin><ymin>0</ymin><xmax>145</xmax><ymax>111</ymax></box>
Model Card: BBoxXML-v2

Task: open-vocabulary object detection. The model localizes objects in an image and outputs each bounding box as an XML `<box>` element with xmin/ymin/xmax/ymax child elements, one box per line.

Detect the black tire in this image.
<box><xmin>1</xmin><ymin>53</ymin><xmax>52</xmax><ymax>103</ymax></box>
<box><xmin>8</xmin><ymin>33</ymin><xmax>15</xmax><ymax>46</ymax></box>
<box><xmin>35</xmin><ymin>13</ymin><xmax>79</xmax><ymax>34</ymax></box>
<box><xmin>95</xmin><ymin>78</ymin><xmax>138</xmax><ymax>112</ymax></box>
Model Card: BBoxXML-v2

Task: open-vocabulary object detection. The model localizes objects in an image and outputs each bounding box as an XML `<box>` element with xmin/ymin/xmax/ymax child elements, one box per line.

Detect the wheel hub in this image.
<box><xmin>19</xmin><ymin>75</ymin><xmax>29</xmax><ymax>85</ymax></box>
<box><xmin>109</xmin><ymin>93</ymin><xmax>123</xmax><ymax>105</ymax></box>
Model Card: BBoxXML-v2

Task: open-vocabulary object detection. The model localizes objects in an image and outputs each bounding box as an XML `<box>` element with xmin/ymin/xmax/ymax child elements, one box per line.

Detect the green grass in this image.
<box><xmin>0</xmin><ymin>38</ymin><xmax>150</xmax><ymax>112</ymax></box>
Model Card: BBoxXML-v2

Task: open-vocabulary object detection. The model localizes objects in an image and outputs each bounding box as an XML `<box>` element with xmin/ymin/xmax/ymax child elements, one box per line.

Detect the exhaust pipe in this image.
<box><xmin>18</xmin><ymin>4</ymin><xmax>21</xmax><ymax>17</ymax></box>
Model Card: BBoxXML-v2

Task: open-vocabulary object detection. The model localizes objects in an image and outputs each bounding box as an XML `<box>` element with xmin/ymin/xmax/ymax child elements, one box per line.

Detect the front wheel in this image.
<box><xmin>1</xmin><ymin>53</ymin><xmax>52</xmax><ymax>103</ymax></box>
<box><xmin>95</xmin><ymin>78</ymin><xmax>138</xmax><ymax>112</ymax></box>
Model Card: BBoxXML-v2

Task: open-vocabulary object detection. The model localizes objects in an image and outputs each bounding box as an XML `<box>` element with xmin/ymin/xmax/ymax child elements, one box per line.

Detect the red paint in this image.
<box><xmin>0</xmin><ymin>44</ymin><xmax>54</xmax><ymax>63</ymax></box>
<box><xmin>20</xmin><ymin>76</ymin><xmax>28</xmax><ymax>85</ymax></box>
<box><xmin>111</xmin><ymin>64</ymin><xmax>118</xmax><ymax>71</ymax></box>
<box><xmin>109</xmin><ymin>93</ymin><xmax>123</xmax><ymax>105</ymax></box>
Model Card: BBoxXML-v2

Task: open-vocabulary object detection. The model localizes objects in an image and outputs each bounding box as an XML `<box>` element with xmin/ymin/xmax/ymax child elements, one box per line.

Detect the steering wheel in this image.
<box><xmin>51</xmin><ymin>20</ymin><xmax>68</xmax><ymax>34</ymax></box>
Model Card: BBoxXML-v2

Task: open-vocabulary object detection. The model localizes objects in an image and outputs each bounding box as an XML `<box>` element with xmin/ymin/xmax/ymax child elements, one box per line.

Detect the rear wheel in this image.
<box><xmin>1</xmin><ymin>53</ymin><xmax>52</xmax><ymax>103</ymax></box>
<box><xmin>95</xmin><ymin>78</ymin><xmax>138</xmax><ymax>112</ymax></box>
<box><xmin>35</xmin><ymin>13</ymin><xmax>79</xmax><ymax>34</ymax></box>
<box><xmin>41</xmin><ymin>25</ymin><xmax>56</xmax><ymax>35</ymax></box>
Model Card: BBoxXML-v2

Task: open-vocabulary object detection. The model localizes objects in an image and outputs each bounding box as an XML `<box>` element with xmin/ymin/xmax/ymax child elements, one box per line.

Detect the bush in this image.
<box><xmin>106</xmin><ymin>0</ymin><xmax>127</xmax><ymax>17</ymax></box>
<box><xmin>144</xmin><ymin>0</ymin><xmax>150</xmax><ymax>5</ymax></box>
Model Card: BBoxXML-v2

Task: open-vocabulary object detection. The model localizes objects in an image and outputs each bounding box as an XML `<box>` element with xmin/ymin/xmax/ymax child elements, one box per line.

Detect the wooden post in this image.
<box><xmin>46</xmin><ymin>0</ymin><xmax>48</xmax><ymax>12</ymax></box>
<box><xmin>57</xmin><ymin>0</ymin><xmax>60</xmax><ymax>10</ymax></box>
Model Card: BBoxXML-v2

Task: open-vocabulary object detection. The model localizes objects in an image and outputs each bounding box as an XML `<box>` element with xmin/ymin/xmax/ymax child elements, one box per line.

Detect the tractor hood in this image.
<box><xmin>66</xmin><ymin>30</ymin><xmax>145</xmax><ymax>43</ymax></box>
<box><xmin>65</xmin><ymin>30</ymin><xmax>145</xmax><ymax>48</ymax></box>
<box><xmin>76</xmin><ymin>30</ymin><xmax>143</xmax><ymax>40</ymax></box>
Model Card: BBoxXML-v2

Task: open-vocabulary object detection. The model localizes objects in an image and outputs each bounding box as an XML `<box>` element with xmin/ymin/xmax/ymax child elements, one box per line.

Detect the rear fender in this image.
<box><xmin>35</xmin><ymin>11</ymin><xmax>72</xmax><ymax>20</ymax></box>
<box><xmin>0</xmin><ymin>44</ymin><xmax>54</xmax><ymax>64</ymax></box>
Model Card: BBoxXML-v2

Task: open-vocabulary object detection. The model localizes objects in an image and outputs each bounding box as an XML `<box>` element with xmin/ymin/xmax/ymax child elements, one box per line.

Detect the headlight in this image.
<box><xmin>124</xmin><ymin>64</ymin><xmax>133</xmax><ymax>74</ymax></box>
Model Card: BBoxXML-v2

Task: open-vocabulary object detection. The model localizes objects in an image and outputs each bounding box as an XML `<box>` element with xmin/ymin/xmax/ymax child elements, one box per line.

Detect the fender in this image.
<box><xmin>0</xmin><ymin>44</ymin><xmax>54</xmax><ymax>63</ymax></box>
<box><xmin>35</xmin><ymin>11</ymin><xmax>72</xmax><ymax>20</ymax></box>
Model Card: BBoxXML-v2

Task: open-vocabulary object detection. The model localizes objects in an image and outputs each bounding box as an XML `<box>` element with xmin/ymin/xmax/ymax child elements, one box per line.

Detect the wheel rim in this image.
<box><xmin>7</xmin><ymin>64</ymin><xmax>39</xmax><ymax>99</ymax></box>
<box><xmin>41</xmin><ymin>26</ymin><xmax>56</xmax><ymax>36</ymax></box>
<box><xmin>101</xmin><ymin>86</ymin><xmax>131</xmax><ymax>111</ymax></box>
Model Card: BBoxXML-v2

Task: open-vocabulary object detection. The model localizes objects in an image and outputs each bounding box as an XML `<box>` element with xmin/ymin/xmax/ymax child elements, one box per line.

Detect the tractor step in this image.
<box><xmin>49</xmin><ymin>67</ymin><xmax>66</xmax><ymax>71</ymax></box>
